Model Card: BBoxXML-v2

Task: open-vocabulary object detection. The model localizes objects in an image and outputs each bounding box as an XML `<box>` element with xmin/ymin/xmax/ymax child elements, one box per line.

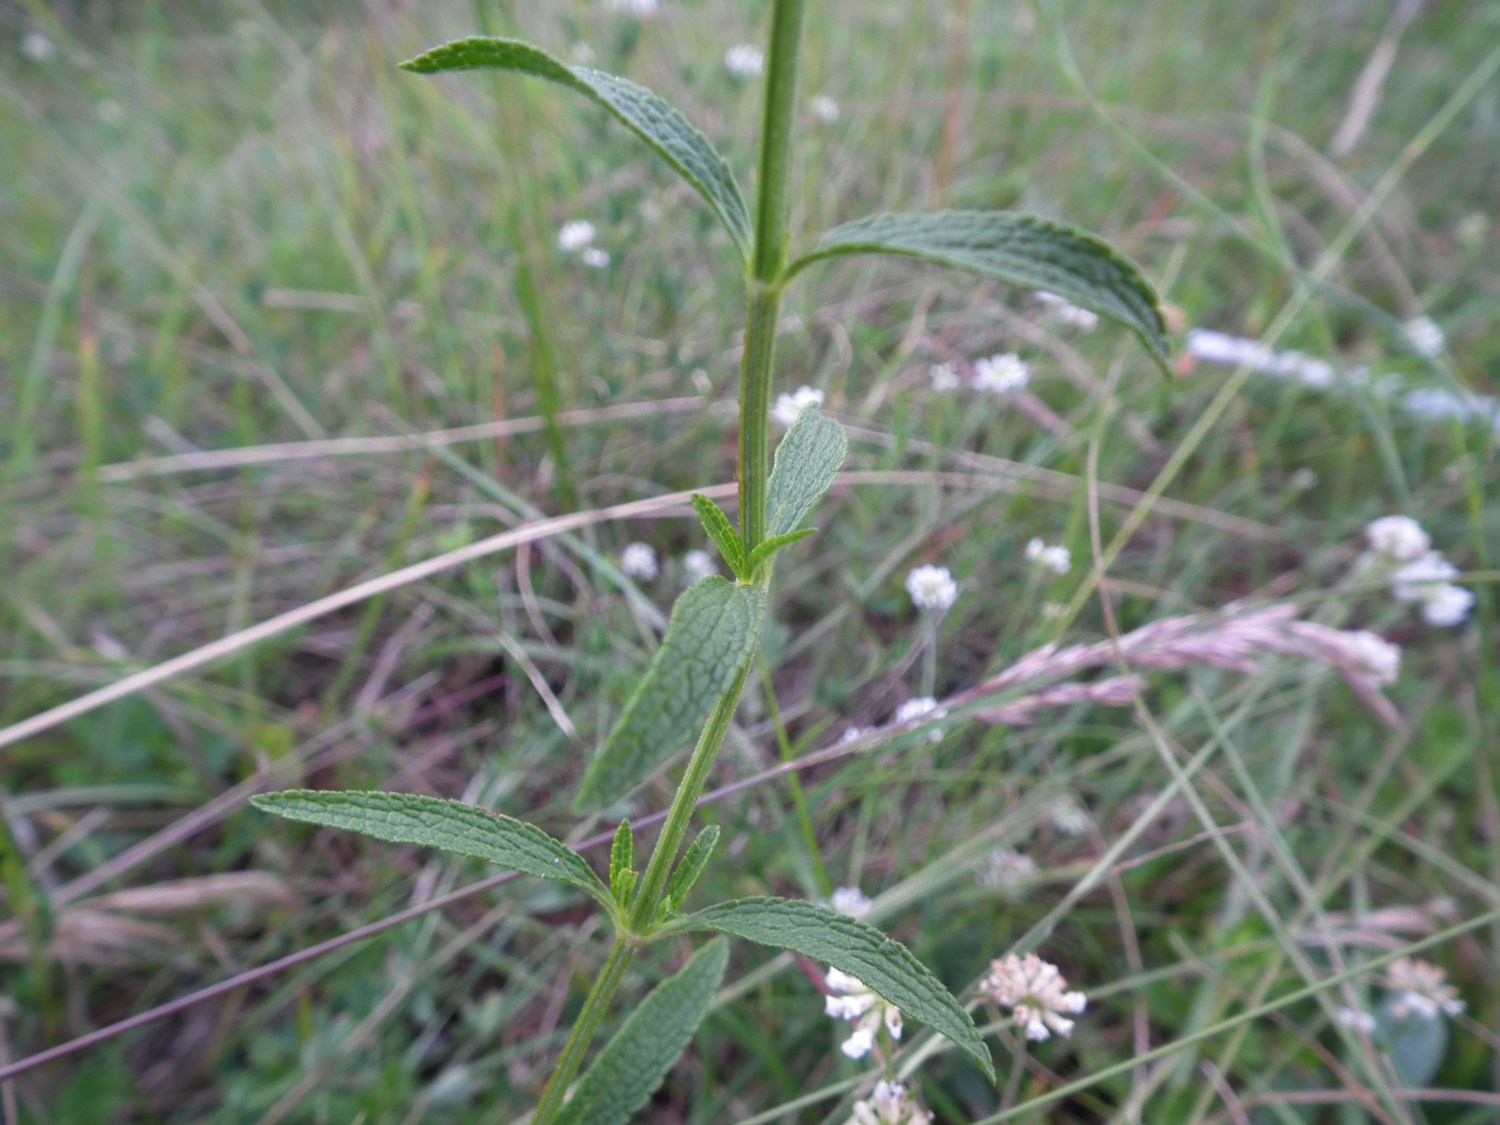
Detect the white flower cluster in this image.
<box><xmin>1025</xmin><ymin>537</ymin><xmax>1071</xmax><ymax>576</ymax></box>
<box><xmin>1047</xmin><ymin>794</ymin><xmax>1090</xmax><ymax>836</ymax></box>
<box><xmin>974</xmin><ymin>352</ymin><xmax>1029</xmax><ymax>394</ymax></box>
<box><xmin>1362</xmin><ymin>516</ymin><xmax>1473</xmax><ymax>628</ymax></box>
<box><xmin>620</xmin><ymin>542</ymin><xmax>658</xmax><ymax>580</ymax></box>
<box><xmin>724</xmin><ymin>44</ymin><xmax>765</xmax><ymax>78</ymax></box>
<box><xmin>809</xmin><ymin>93</ymin><xmax>840</xmax><ymax>123</ymax></box>
<box><xmin>927</xmin><ymin>362</ymin><xmax>961</xmax><ymax>392</ymax></box>
<box><xmin>556</xmin><ymin>220</ymin><xmax>609</xmax><ymax>268</ymax></box>
<box><xmin>980</xmin><ymin>952</ymin><xmax>1087</xmax><ymax>1040</ymax></box>
<box><xmin>976</xmin><ymin>846</ymin><xmax>1036</xmax><ymax>889</ymax></box>
<box><xmin>1402</xmin><ymin>316</ymin><xmax>1445</xmax><ymax>359</ymax></box>
<box><xmin>682</xmin><ymin>548</ymin><xmax>716</xmax><ymax>584</ymax></box>
<box><xmin>824</xmin><ymin>968</ymin><xmax>903</xmax><ymax>1058</ymax></box>
<box><xmin>771</xmin><ymin>385</ymin><xmax>825</xmax><ymax>426</ymax></box>
<box><xmin>1186</xmin><ymin>325</ymin><xmax>1500</xmax><ymax>439</ymax></box>
<box><xmin>849</xmin><ymin>1081</ymin><xmax>932</xmax><ymax>1125</ymax></box>
<box><xmin>609</xmin><ymin>0</ymin><xmax>660</xmax><ymax>16</ymax></box>
<box><xmin>893</xmin><ymin>696</ymin><xmax>945</xmax><ymax>743</ymax></box>
<box><xmin>905</xmin><ymin>564</ymin><xmax>958</xmax><ymax>612</ymax></box>
<box><xmin>21</xmin><ymin>30</ymin><xmax>55</xmax><ymax>61</ymax></box>
<box><xmin>1035</xmin><ymin>291</ymin><xmax>1099</xmax><ymax>332</ymax></box>
<box><xmin>1384</xmin><ymin>956</ymin><xmax>1464</xmax><ymax>1020</ymax></box>
<box><xmin>1335</xmin><ymin>1005</ymin><xmax>1377</xmax><ymax>1033</ymax></box>
<box><xmin>827</xmin><ymin>885</ymin><xmax>872</xmax><ymax>918</ymax></box>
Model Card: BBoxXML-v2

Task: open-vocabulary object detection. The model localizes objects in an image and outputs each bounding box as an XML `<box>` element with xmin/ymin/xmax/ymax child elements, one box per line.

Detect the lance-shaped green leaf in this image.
<box><xmin>575</xmin><ymin>577</ymin><xmax>765</xmax><ymax>811</ymax></box>
<box><xmin>609</xmin><ymin>820</ymin><xmax>636</xmax><ymax>911</ymax></box>
<box><xmin>765</xmin><ymin>408</ymin><xmax>847</xmax><ymax>541</ymax></box>
<box><xmin>691</xmin><ymin>493</ymin><xmax>747</xmax><ymax>580</ymax></box>
<box><xmin>554</xmin><ymin>939</ymin><xmax>729</xmax><ymax>1125</ymax></box>
<box><xmin>663</xmin><ymin>824</ymin><xmax>719</xmax><ymax>916</ymax></box>
<box><xmin>401</xmin><ymin>37</ymin><xmax>752</xmax><ymax>262</ymax></box>
<box><xmin>252</xmin><ymin>790</ymin><xmax>611</xmax><ymax>908</ymax></box>
<box><xmin>786</xmin><ymin>211</ymin><xmax>1170</xmax><ymax>371</ymax></box>
<box><xmin>657</xmin><ymin>896</ymin><xmax>994</xmax><ymax>1080</ymax></box>
<box><xmin>743</xmin><ymin>528</ymin><xmax>816</xmax><ymax>576</ymax></box>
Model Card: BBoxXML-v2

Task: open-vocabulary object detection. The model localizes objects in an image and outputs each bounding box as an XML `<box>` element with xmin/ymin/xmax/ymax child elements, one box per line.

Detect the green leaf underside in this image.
<box><xmin>765</xmin><ymin>409</ymin><xmax>848</xmax><ymax>540</ymax></box>
<box><xmin>787</xmin><ymin>211</ymin><xmax>1170</xmax><ymax>371</ymax></box>
<box><xmin>744</xmin><ymin>528</ymin><xmax>816</xmax><ymax>575</ymax></box>
<box><xmin>252</xmin><ymin>791</ymin><xmax>610</xmax><ymax>907</ymax></box>
<box><xmin>554</xmin><ymin>940</ymin><xmax>729</xmax><ymax>1125</ymax></box>
<box><xmin>660</xmin><ymin>897</ymin><xmax>994</xmax><ymax>1080</ymax></box>
<box><xmin>401</xmin><ymin>38</ymin><xmax>752</xmax><ymax>261</ymax></box>
<box><xmin>664</xmin><ymin>824</ymin><xmax>720</xmax><ymax>913</ymax></box>
<box><xmin>575</xmin><ymin>577</ymin><xmax>765</xmax><ymax>810</ymax></box>
<box><xmin>691</xmin><ymin>493</ymin><xmax>747</xmax><ymax>579</ymax></box>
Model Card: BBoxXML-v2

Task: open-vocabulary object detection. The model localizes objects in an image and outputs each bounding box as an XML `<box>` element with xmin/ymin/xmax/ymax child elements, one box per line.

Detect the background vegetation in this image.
<box><xmin>1</xmin><ymin>0</ymin><xmax>1496</xmax><ymax>1120</ymax></box>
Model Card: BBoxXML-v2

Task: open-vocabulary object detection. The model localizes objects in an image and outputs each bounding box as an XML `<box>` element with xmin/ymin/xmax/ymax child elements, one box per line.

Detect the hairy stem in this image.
<box><xmin>628</xmin><ymin>660</ymin><xmax>753</xmax><ymax>931</ymax></box>
<box><xmin>532</xmin><ymin>937</ymin><xmax>633</xmax><ymax>1124</ymax></box>
<box><xmin>535</xmin><ymin>0</ymin><xmax>810</xmax><ymax>1110</ymax></box>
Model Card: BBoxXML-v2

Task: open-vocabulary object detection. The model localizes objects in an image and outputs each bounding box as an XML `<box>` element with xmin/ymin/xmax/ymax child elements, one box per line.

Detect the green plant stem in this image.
<box><xmin>535</xmin><ymin>1</ymin><xmax>810</xmax><ymax>1112</ymax></box>
<box><xmin>628</xmin><ymin>661</ymin><xmax>753</xmax><ymax>931</ymax></box>
<box><xmin>532</xmin><ymin>937</ymin><xmax>633</xmax><ymax>1124</ymax></box>
<box><xmin>739</xmin><ymin>0</ymin><xmax>808</xmax><ymax>557</ymax></box>
<box><xmin>737</xmin><ymin>282</ymin><xmax>782</xmax><ymax>557</ymax></box>
<box><xmin>752</xmin><ymin>0</ymin><xmax>808</xmax><ymax>284</ymax></box>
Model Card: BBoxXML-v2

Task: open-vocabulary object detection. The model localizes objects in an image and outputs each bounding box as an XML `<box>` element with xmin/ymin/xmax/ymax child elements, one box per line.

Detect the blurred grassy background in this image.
<box><xmin>1</xmin><ymin>0</ymin><xmax>1497</xmax><ymax>1121</ymax></box>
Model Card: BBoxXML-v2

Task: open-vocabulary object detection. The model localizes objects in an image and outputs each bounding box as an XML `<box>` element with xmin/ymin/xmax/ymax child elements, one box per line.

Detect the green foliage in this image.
<box><xmin>662</xmin><ymin>824</ymin><xmax>719</xmax><ymax>916</ymax></box>
<box><xmin>786</xmin><ymin>210</ymin><xmax>1171</xmax><ymax>370</ymax></box>
<box><xmin>691</xmin><ymin>493</ymin><xmax>748</xmax><ymax>579</ymax></box>
<box><xmin>574</xmin><ymin>576</ymin><xmax>766</xmax><ymax>811</ymax></box>
<box><xmin>554</xmin><ymin>940</ymin><xmax>729</xmax><ymax>1125</ymax></box>
<box><xmin>400</xmin><ymin>37</ymin><xmax>753</xmax><ymax>262</ymax></box>
<box><xmin>251</xmin><ymin>791</ymin><xmax>611</xmax><ymax>908</ymax></box>
<box><xmin>657</xmin><ymin>896</ymin><xmax>995</xmax><ymax>1080</ymax></box>
<box><xmin>743</xmin><ymin>528</ymin><xmax>816</xmax><ymax>575</ymax></box>
<box><xmin>609</xmin><ymin>820</ymin><xmax>637</xmax><ymax>911</ymax></box>
<box><xmin>764</xmin><ymin>407</ymin><xmax>848</xmax><ymax>540</ymax></box>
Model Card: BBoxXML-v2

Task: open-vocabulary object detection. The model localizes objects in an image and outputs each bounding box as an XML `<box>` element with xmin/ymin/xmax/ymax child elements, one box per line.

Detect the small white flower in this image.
<box><xmin>1035</xmin><ymin>291</ymin><xmax>1098</xmax><ymax>332</ymax></box>
<box><xmin>609</xmin><ymin>0</ymin><xmax>659</xmax><ymax>16</ymax></box>
<box><xmin>1048</xmin><ymin>795</ymin><xmax>1089</xmax><ymax>836</ymax></box>
<box><xmin>1390</xmin><ymin>552</ymin><xmax>1459</xmax><ymax>602</ymax></box>
<box><xmin>620</xmin><ymin>542</ymin><xmax>659</xmax><ymax>581</ymax></box>
<box><xmin>1402</xmin><ymin>316</ymin><xmax>1445</xmax><ymax>359</ymax></box>
<box><xmin>557</xmin><ymin>220</ymin><xmax>596</xmax><ymax>252</ymax></box>
<box><xmin>1185</xmin><ymin>329</ymin><xmax>1276</xmax><ymax>370</ymax></box>
<box><xmin>1421</xmin><ymin>584</ymin><xmax>1474</xmax><ymax>628</ymax></box>
<box><xmin>828</xmin><ymin>886</ymin><xmax>872</xmax><ymax>918</ymax></box>
<box><xmin>1025</xmin><ymin>537</ymin><xmax>1071</xmax><ymax>576</ymax></box>
<box><xmin>1343</xmin><ymin>630</ymin><xmax>1401</xmax><ymax>687</ymax></box>
<box><xmin>1288</xmin><ymin>468</ymin><xmax>1319</xmax><ymax>492</ymax></box>
<box><xmin>824</xmin><ymin>968</ymin><xmax>903</xmax><ymax>1058</ymax></box>
<box><xmin>724</xmin><ymin>44</ymin><xmax>765</xmax><ymax>79</ymax></box>
<box><xmin>1365</xmin><ymin>516</ymin><xmax>1430</xmax><ymax>563</ymax></box>
<box><xmin>839</xmin><ymin>726</ymin><xmax>870</xmax><ymax>746</ymax></box>
<box><xmin>981</xmin><ymin>952</ymin><xmax>1087</xmax><ymax>1040</ymax></box>
<box><xmin>928</xmin><ymin>361</ymin><xmax>961</xmax><ymax>392</ymax></box>
<box><xmin>20</xmin><ymin>30</ymin><xmax>55</xmax><ymax>62</ymax></box>
<box><xmin>905</xmin><ymin>564</ymin><xmax>958</xmax><ymax>612</ymax></box>
<box><xmin>974</xmin><ymin>352</ymin><xmax>1029</xmax><ymax>394</ymax></box>
<box><xmin>892</xmin><ymin>697</ymin><xmax>946</xmax><ymax>743</ymax></box>
<box><xmin>580</xmin><ymin>246</ymin><xmax>610</xmax><ymax>269</ymax></box>
<box><xmin>771</xmin><ymin>385</ymin><xmax>825</xmax><ymax>426</ymax></box>
<box><xmin>977</xmin><ymin>846</ymin><xmax>1037</xmax><ymax>889</ymax></box>
<box><xmin>850</xmin><ymin>1080</ymin><xmax>933</xmax><ymax>1125</ymax></box>
<box><xmin>1335</xmin><ymin>1006</ymin><xmax>1377</xmax><ymax>1033</ymax></box>
<box><xmin>682</xmin><ymin>549</ymin><xmax>716</xmax><ymax>583</ymax></box>
<box><xmin>1384</xmin><ymin>956</ymin><xmax>1464</xmax><ymax>1020</ymax></box>
<box><xmin>809</xmin><ymin>93</ymin><xmax>840</xmax><ymax>123</ymax></box>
